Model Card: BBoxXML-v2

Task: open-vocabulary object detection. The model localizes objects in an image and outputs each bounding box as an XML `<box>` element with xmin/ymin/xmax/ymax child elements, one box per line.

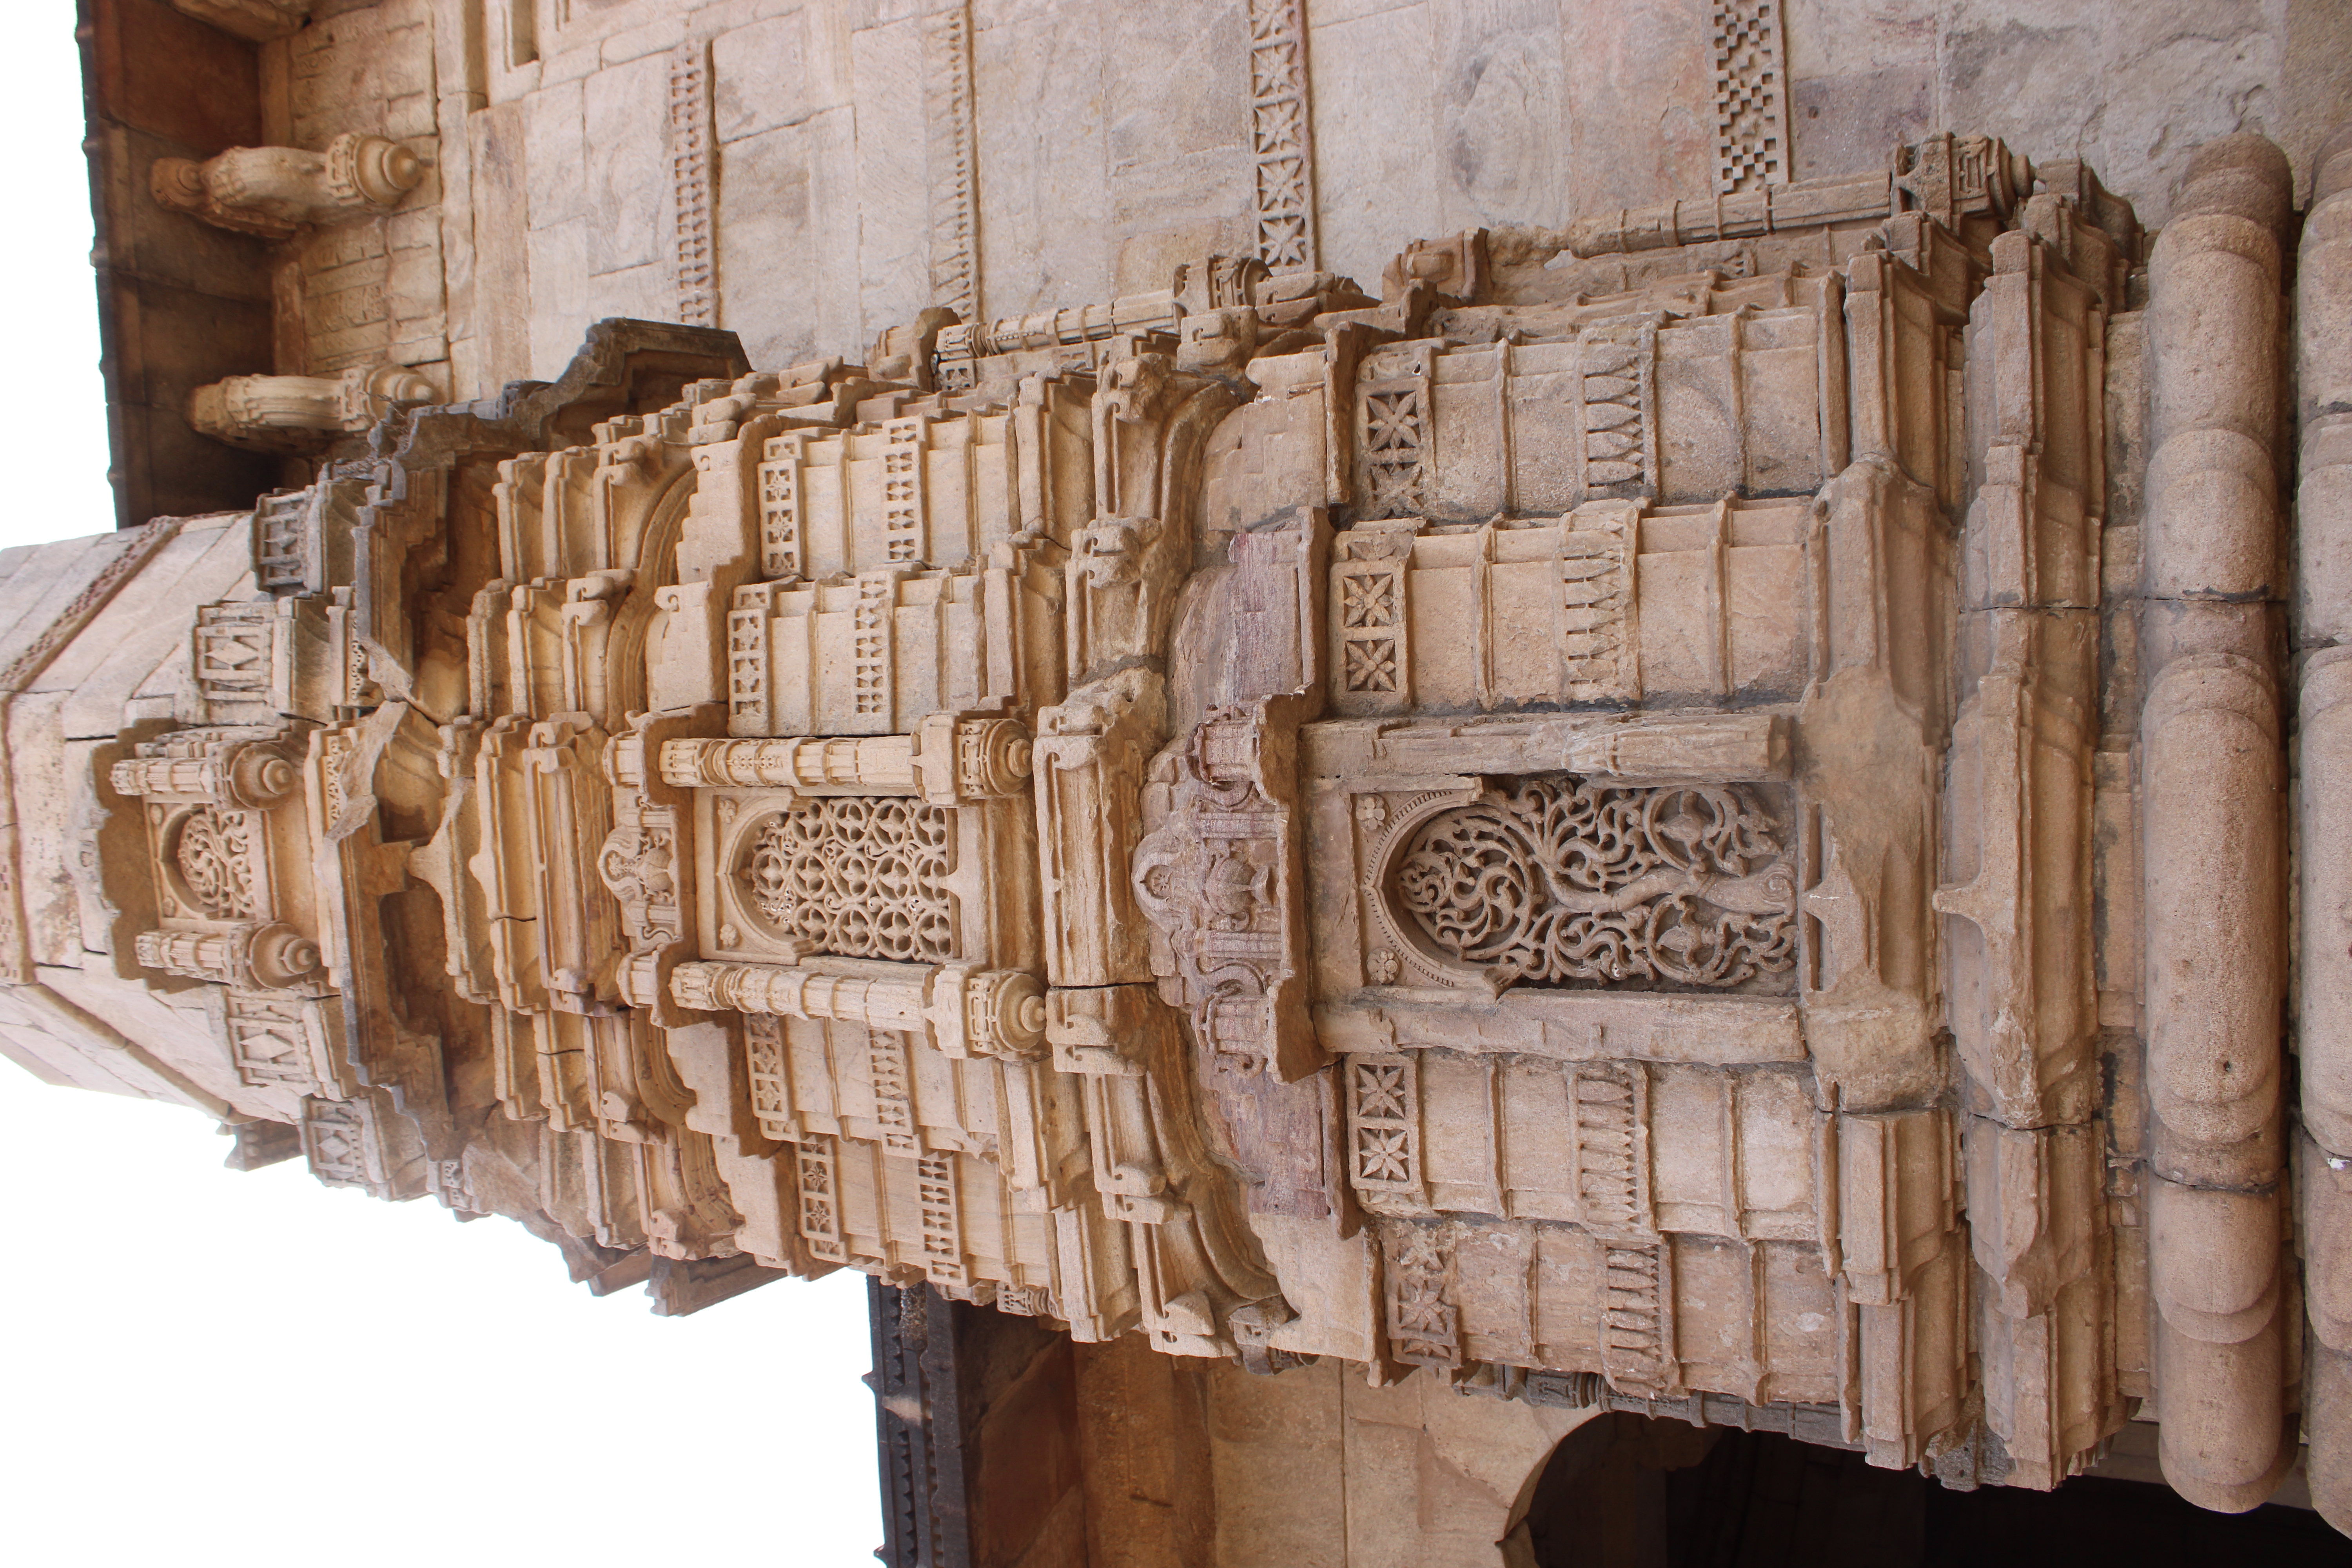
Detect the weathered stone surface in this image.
<box><xmin>40</xmin><ymin>0</ymin><xmax>2352</xmax><ymax>1554</ymax></box>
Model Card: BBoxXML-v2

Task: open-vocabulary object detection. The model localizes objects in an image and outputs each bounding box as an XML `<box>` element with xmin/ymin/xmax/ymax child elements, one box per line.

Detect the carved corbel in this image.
<box><xmin>1072</xmin><ymin>354</ymin><xmax>1237</xmax><ymax>679</ymax></box>
<box><xmin>1035</xmin><ymin>671</ymin><xmax>1166</xmax><ymax>987</ymax></box>
<box><xmin>152</xmin><ymin>132</ymin><xmax>424</xmax><ymax>238</ymax></box>
<box><xmin>167</xmin><ymin>0</ymin><xmax>311</xmax><ymax>43</ymax></box>
<box><xmin>1380</xmin><ymin>230</ymin><xmax>1488</xmax><ymax>309</ymax></box>
<box><xmin>869</xmin><ymin>307</ymin><xmax>961</xmax><ymax>390</ymax></box>
<box><xmin>188</xmin><ymin>364</ymin><xmax>439</xmax><ymax>452</ymax></box>
<box><xmin>1131</xmin><ymin>693</ymin><xmax>1322</xmax><ymax>1082</ymax></box>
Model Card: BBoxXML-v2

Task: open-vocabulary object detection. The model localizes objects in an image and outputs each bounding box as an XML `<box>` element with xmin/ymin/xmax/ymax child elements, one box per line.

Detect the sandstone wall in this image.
<box><xmin>203</xmin><ymin>0</ymin><xmax>2350</xmax><ymax>403</ymax></box>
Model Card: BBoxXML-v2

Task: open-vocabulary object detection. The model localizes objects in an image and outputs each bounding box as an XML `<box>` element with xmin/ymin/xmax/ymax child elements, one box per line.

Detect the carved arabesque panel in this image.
<box><xmin>171</xmin><ymin>805</ymin><xmax>261</xmax><ymax>921</ymax></box>
<box><xmin>1373</xmin><ymin>776</ymin><xmax>1798</xmax><ymax>992</ymax></box>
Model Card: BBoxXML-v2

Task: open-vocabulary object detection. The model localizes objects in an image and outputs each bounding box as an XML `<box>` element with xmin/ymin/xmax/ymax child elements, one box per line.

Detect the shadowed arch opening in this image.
<box><xmin>1499</xmin><ymin>1414</ymin><xmax>2352</xmax><ymax>1567</ymax></box>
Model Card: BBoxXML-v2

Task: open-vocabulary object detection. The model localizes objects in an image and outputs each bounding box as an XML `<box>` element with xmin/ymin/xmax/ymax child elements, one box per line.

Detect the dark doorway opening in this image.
<box><xmin>1510</xmin><ymin>1414</ymin><xmax>2351</xmax><ymax>1567</ymax></box>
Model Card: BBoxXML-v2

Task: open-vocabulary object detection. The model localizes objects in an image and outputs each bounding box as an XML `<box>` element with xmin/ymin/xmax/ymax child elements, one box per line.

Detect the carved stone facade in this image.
<box><xmin>38</xmin><ymin>0</ymin><xmax>2352</xmax><ymax>1559</ymax></box>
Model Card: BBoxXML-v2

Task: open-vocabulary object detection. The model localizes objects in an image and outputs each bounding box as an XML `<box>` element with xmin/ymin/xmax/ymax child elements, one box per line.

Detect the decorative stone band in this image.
<box><xmin>659</xmin><ymin>715</ymin><xmax>1031</xmax><ymax>802</ymax></box>
<box><xmin>1560</xmin><ymin>133</ymin><xmax>2029</xmax><ymax>258</ymax></box>
<box><xmin>933</xmin><ymin>290</ymin><xmax>1181</xmax><ymax>386</ymax></box>
<box><xmin>111</xmin><ymin>742</ymin><xmax>298</xmax><ymax>809</ymax></box>
<box><xmin>152</xmin><ymin>132</ymin><xmax>425</xmax><ymax>238</ymax></box>
<box><xmin>136</xmin><ymin>921</ymin><xmax>324</xmax><ymax>992</ymax></box>
<box><xmin>188</xmin><ymin>365</ymin><xmax>439</xmax><ymax>452</ymax></box>
<box><xmin>670</xmin><ymin>960</ymin><xmax>1046</xmax><ymax>1061</ymax></box>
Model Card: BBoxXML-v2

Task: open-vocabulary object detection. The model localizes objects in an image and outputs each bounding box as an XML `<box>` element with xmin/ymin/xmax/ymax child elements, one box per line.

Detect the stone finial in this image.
<box><xmin>152</xmin><ymin>132</ymin><xmax>425</xmax><ymax>239</ymax></box>
<box><xmin>167</xmin><ymin>0</ymin><xmax>312</xmax><ymax>43</ymax></box>
<box><xmin>187</xmin><ymin>364</ymin><xmax>438</xmax><ymax>452</ymax></box>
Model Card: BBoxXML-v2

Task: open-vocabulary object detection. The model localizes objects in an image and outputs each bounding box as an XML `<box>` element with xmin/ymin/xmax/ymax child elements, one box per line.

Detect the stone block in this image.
<box><xmin>1307</xmin><ymin>0</ymin><xmax>1441</xmax><ymax>290</ymax></box>
<box><xmin>526</xmin><ymin>218</ymin><xmax>590</xmax><ymax>380</ymax></box>
<box><xmin>715</xmin><ymin>109</ymin><xmax>864</xmax><ymax>366</ymax></box>
<box><xmin>584</xmin><ymin>51</ymin><xmax>669</xmax><ymax>276</ymax></box>
<box><xmin>713</xmin><ymin>11</ymin><xmax>812</xmax><ymax>145</ymax></box>
<box><xmin>973</xmin><ymin>4</ymin><xmax>1117</xmax><ymax>313</ymax></box>
<box><xmin>1562</xmin><ymin>0</ymin><xmax>1713</xmax><ymax>215</ymax></box>
<box><xmin>1791</xmin><ymin>62</ymin><xmax>1932</xmax><ymax>182</ymax></box>
<box><xmin>848</xmin><ymin>17</ymin><xmax>932</xmax><ymax>342</ymax></box>
<box><xmin>1781</xmin><ymin>0</ymin><xmax>1934</xmax><ymax>78</ymax></box>
<box><xmin>1432</xmin><ymin>0</ymin><xmax>1573</xmax><ymax>235</ymax></box>
<box><xmin>524</xmin><ymin>78</ymin><xmax>588</xmax><ymax>230</ymax></box>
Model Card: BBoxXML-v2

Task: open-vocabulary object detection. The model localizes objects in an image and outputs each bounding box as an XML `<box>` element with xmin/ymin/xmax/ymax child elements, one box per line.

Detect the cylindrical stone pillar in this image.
<box><xmin>662</xmin><ymin>735</ymin><xmax>920</xmax><ymax>793</ymax></box>
<box><xmin>2140</xmin><ymin>131</ymin><xmax>2294</xmax><ymax>1514</ymax></box>
<box><xmin>659</xmin><ymin>716</ymin><xmax>1030</xmax><ymax>801</ymax></box>
<box><xmin>670</xmin><ymin>960</ymin><xmax>1045</xmax><ymax>1059</ymax></box>
<box><xmin>2300</xmin><ymin>119</ymin><xmax>2352</xmax><ymax>1536</ymax></box>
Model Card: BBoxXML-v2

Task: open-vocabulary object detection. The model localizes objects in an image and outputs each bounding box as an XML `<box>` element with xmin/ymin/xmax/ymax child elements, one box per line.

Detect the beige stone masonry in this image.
<box><xmin>38</xmin><ymin>0</ymin><xmax>2352</xmax><ymax>1546</ymax></box>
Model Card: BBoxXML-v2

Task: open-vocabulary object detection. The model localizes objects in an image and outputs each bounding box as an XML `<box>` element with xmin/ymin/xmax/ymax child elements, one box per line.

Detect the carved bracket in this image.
<box><xmin>1132</xmin><ymin>694</ymin><xmax>1323</xmax><ymax>1082</ymax></box>
<box><xmin>189</xmin><ymin>365</ymin><xmax>439</xmax><ymax>452</ymax></box>
<box><xmin>153</xmin><ymin>132</ymin><xmax>424</xmax><ymax>237</ymax></box>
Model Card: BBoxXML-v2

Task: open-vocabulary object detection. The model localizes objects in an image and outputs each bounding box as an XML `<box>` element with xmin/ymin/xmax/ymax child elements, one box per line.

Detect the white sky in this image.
<box><xmin>0</xmin><ymin>8</ymin><xmax>884</xmax><ymax>1563</ymax></box>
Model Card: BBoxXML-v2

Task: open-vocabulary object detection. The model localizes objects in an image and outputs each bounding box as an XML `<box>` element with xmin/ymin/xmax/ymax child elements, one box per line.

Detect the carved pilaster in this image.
<box><xmin>670</xmin><ymin>960</ymin><xmax>1045</xmax><ymax>1062</ymax></box>
<box><xmin>659</xmin><ymin>716</ymin><xmax>1030</xmax><ymax>802</ymax></box>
